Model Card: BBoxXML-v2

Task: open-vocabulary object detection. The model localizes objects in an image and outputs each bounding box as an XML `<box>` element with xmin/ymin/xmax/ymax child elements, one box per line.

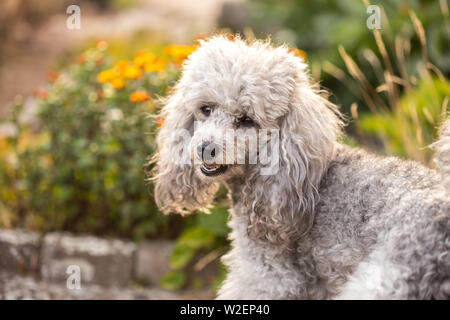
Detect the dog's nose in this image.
<box><xmin>197</xmin><ymin>141</ymin><xmax>218</xmax><ymax>160</ymax></box>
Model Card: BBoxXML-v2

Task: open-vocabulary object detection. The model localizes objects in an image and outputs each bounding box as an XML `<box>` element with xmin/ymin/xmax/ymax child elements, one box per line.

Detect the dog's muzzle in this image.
<box><xmin>197</xmin><ymin>141</ymin><xmax>228</xmax><ymax>176</ymax></box>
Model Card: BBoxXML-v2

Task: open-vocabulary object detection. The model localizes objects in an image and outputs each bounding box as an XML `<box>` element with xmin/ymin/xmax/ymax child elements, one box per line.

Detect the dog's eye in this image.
<box><xmin>239</xmin><ymin>116</ymin><xmax>255</xmax><ymax>128</ymax></box>
<box><xmin>200</xmin><ymin>105</ymin><xmax>212</xmax><ymax>117</ymax></box>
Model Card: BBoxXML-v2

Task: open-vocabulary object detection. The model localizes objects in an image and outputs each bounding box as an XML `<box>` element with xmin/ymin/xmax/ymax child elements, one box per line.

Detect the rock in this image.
<box><xmin>135</xmin><ymin>240</ymin><xmax>174</xmax><ymax>285</ymax></box>
<box><xmin>0</xmin><ymin>230</ymin><xmax>216</xmax><ymax>299</ymax></box>
<box><xmin>40</xmin><ymin>232</ymin><xmax>136</xmax><ymax>287</ymax></box>
<box><xmin>0</xmin><ymin>229</ymin><xmax>40</xmax><ymax>274</ymax></box>
<box><xmin>0</xmin><ymin>271</ymin><xmax>185</xmax><ymax>300</ymax></box>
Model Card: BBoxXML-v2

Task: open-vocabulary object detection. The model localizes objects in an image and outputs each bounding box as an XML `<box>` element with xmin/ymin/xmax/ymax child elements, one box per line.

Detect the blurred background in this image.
<box><xmin>0</xmin><ymin>0</ymin><xmax>448</xmax><ymax>299</ymax></box>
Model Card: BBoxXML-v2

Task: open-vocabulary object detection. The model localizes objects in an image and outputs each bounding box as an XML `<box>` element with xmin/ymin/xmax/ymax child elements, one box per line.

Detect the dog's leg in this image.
<box><xmin>217</xmin><ymin>245</ymin><xmax>302</xmax><ymax>299</ymax></box>
<box><xmin>334</xmin><ymin>247</ymin><xmax>409</xmax><ymax>299</ymax></box>
<box><xmin>216</xmin><ymin>215</ymin><xmax>303</xmax><ymax>300</ymax></box>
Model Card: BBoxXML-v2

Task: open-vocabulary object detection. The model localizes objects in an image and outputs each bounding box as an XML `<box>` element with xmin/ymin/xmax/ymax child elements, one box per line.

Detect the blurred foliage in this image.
<box><xmin>0</xmin><ymin>41</ymin><xmax>191</xmax><ymax>239</ymax></box>
<box><xmin>246</xmin><ymin>0</ymin><xmax>450</xmax><ymax>113</ymax></box>
<box><xmin>324</xmin><ymin>5</ymin><xmax>450</xmax><ymax>165</ymax></box>
<box><xmin>161</xmin><ymin>206</ymin><xmax>230</xmax><ymax>290</ymax></box>
<box><xmin>246</xmin><ymin>0</ymin><xmax>449</xmax><ymax>164</ymax></box>
<box><xmin>358</xmin><ymin>77</ymin><xmax>449</xmax><ymax>164</ymax></box>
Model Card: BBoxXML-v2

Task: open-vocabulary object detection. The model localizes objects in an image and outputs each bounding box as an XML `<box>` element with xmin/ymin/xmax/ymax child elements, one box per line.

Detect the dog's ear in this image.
<box><xmin>151</xmin><ymin>91</ymin><xmax>219</xmax><ymax>215</ymax></box>
<box><xmin>246</xmin><ymin>70</ymin><xmax>342</xmax><ymax>247</ymax></box>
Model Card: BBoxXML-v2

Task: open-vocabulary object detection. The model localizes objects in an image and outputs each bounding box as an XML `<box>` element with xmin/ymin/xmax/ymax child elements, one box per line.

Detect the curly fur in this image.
<box><xmin>152</xmin><ymin>36</ymin><xmax>450</xmax><ymax>299</ymax></box>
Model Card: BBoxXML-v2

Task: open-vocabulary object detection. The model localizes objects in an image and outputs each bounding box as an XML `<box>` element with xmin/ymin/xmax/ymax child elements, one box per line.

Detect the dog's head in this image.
<box><xmin>152</xmin><ymin>36</ymin><xmax>342</xmax><ymax>244</ymax></box>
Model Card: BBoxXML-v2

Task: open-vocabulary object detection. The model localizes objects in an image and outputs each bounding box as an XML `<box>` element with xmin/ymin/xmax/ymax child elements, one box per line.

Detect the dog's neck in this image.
<box><xmin>226</xmin><ymin>166</ymin><xmax>265</xmax><ymax>212</ymax></box>
<box><xmin>226</xmin><ymin>168</ymin><xmax>300</xmax><ymax>249</ymax></box>
<box><xmin>227</xmin><ymin>176</ymin><xmax>247</xmax><ymax>208</ymax></box>
<box><xmin>224</xmin><ymin>144</ymin><xmax>340</xmax><ymax>249</ymax></box>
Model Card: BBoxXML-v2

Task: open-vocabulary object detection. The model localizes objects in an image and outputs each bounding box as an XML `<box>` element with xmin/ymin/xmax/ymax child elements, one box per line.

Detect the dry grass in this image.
<box><xmin>323</xmin><ymin>1</ymin><xmax>449</xmax><ymax>165</ymax></box>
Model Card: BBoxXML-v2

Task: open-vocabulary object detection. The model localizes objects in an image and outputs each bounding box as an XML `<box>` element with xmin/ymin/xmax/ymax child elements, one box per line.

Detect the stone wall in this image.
<box><xmin>0</xmin><ymin>228</ymin><xmax>172</xmax><ymax>288</ymax></box>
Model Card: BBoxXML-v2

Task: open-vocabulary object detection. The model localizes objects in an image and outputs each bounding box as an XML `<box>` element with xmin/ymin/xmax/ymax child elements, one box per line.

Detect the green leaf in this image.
<box><xmin>196</xmin><ymin>207</ymin><xmax>230</xmax><ymax>237</ymax></box>
<box><xmin>178</xmin><ymin>226</ymin><xmax>215</xmax><ymax>250</ymax></box>
<box><xmin>213</xmin><ymin>263</ymin><xmax>228</xmax><ymax>291</ymax></box>
<box><xmin>160</xmin><ymin>270</ymin><xmax>186</xmax><ymax>290</ymax></box>
<box><xmin>170</xmin><ymin>243</ymin><xmax>197</xmax><ymax>269</ymax></box>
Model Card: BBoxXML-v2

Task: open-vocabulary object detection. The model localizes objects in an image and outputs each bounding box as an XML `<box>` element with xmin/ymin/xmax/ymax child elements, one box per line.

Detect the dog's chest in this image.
<box><xmin>291</xmin><ymin>234</ymin><xmax>364</xmax><ymax>298</ymax></box>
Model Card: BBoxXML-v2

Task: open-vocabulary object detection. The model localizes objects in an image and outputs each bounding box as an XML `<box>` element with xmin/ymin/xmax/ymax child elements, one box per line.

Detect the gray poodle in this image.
<box><xmin>152</xmin><ymin>36</ymin><xmax>450</xmax><ymax>299</ymax></box>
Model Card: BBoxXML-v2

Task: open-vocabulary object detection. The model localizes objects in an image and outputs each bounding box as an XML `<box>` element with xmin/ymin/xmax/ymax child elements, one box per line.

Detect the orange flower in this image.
<box><xmin>154</xmin><ymin>116</ymin><xmax>165</xmax><ymax>127</ymax></box>
<box><xmin>130</xmin><ymin>91</ymin><xmax>151</xmax><ymax>102</ymax></box>
<box><xmin>123</xmin><ymin>65</ymin><xmax>142</xmax><ymax>79</ymax></box>
<box><xmin>77</xmin><ymin>54</ymin><xmax>87</xmax><ymax>64</ymax></box>
<box><xmin>164</xmin><ymin>44</ymin><xmax>197</xmax><ymax>64</ymax></box>
<box><xmin>289</xmin><ymin>48</ymin><xmax>307</xmax><ymax>60</ymax></box>
<box><xmin>227</xmin><ymin>33</ymin><xmax>236</xmax><ymax>41</ymax></box>
<box><xmin>111</xmin><ymin>78</ymin><xmax>125</xmax><ymax>89</ymax></box>
<box><xmin>96</xmin><ymin>40</ymin><xmax>108</xmax><ymax>50</ymax></box>
<box><xmin>46</xmin><ymin>71</ymin><xmax>59</xmax><ymax>83</ymax></box>
<box><xmin>98</xmin><ymin>59</ymin><xmax>141</xmax><ymax>85</ymax></box>
<box><xmin>97</xmin><ymin>69</ymin><xmax>117</xmax><ymax>83</ymax></box>
<box><xmin>115</xmin><ymin>60</ymin><xmax>129</xmax><ymax>76</ymax></box>
<box><xmin>33</xmin><ymin>88</ymin><xmax>48</xmax><ymax>99</ymax></box>
<box><xmin>111</xmin><ymin>59</ymin><xmax>141</xmax><ymax>79</ymax></box>
<box><xmin>134</xmin><ymin>52</ymin><xmax>156</xmax><ymax>67</ymax></box>
<box><xmin>144</xmin><ymin>58</ymin><xmax>167</xmax><ymax>72</ymax></box>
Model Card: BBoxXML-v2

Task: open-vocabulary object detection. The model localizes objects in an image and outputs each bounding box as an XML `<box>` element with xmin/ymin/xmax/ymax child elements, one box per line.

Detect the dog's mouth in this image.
<box><xmin>200</xmin><ymin>161</ymin><xmax>228</xmax><ymax>176</ymax></box>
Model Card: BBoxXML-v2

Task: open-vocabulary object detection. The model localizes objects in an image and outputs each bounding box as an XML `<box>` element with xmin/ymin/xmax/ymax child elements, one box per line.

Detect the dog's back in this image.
<box><xmin>311</xmin><ymin>144</ymin><xmax>450</xmax><ymax>299</ymax></box>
